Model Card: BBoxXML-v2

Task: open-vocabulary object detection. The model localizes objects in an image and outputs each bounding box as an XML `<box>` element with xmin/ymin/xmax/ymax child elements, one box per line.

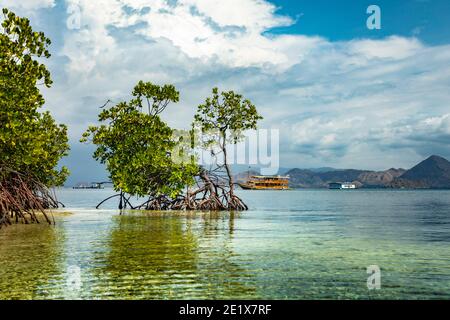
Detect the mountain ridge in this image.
<box><xmin>390</xmin><ymin>155</ymin><xmax>450</xmax><ymax>189</ymax></box>
<box><xmin>236</xmin><ymin>155</ymin><xmax>450</xmax><ymax>189</ymax></box>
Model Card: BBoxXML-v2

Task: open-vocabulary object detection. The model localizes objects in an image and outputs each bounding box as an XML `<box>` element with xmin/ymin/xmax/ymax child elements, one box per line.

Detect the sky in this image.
<box><xmin>1</xmin><ymin>0</ymin><xmax>450</xmax><ymax>185</ymax></box>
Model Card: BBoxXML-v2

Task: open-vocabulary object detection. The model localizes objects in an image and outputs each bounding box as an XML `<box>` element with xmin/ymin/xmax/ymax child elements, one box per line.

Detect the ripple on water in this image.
<box><xmin>1</xmin><ymin>189</ymin><xmax>450</xmax><ymax>299</ymax></box>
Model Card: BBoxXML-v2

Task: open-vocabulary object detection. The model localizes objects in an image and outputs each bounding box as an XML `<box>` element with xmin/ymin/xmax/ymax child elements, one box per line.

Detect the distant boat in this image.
<box><xmin>73</xmin><ymin>182</ymin><xmax>104</xmax><ymax>189</ymax></box>
<box><xmin>238</xmin><ymin>175</ymin><xmax>290</xmax><ymax>190</ymax></box>
<box><xmin>329</xmin><ymin>182</ymin><xmax>356</xmax><ymax>189</ymax></box>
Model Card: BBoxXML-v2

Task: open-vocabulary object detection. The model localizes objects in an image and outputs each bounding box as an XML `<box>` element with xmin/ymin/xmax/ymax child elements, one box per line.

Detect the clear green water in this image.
<box><xmin>0</xmin><ymin>189</ymin><xmax>449</xmax><ymax>299</ymax></box>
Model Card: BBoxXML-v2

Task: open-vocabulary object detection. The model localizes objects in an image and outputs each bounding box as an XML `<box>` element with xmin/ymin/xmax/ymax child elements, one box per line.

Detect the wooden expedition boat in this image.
<box><xmin>238</xmin><ymin>175</ymin><xmax>290</xmax><ymax>190</ymax></box>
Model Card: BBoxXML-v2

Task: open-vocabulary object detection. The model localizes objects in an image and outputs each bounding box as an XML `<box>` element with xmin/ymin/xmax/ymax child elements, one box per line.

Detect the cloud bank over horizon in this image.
<box><xmin>2</xmin><ymin>0</ymin><xmax>450</xmax><ymax>184</ymax></box>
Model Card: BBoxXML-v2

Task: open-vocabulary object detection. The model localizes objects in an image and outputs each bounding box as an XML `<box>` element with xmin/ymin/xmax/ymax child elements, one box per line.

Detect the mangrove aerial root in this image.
<box><xmin>98</xmin><ymin>187</ymin><xmax>249</xmax><ymax>212</ymax></box>
<box><xmin>96</xmin><ymin>169</ymin><xmax>249</xmax><ymax>212</ymax></box>
<box><xmin>123</xmin><ymin>170</ymin><xmax>248</xmax><ymax>211</ymax></box>
<box><xmin>95</xmin><ymin>192</ymin><xmax>136</xmax><ymax>210</ymax></box>
<box><xmin>0</xmin><ymin>167</ymin><xmax>59</xmax><ymax>229</ymax></box>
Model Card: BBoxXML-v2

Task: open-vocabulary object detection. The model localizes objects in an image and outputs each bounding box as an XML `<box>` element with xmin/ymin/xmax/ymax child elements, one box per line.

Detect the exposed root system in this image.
<box><xmin>96</xmin><ymin>169</ymin><xmax>248</xmax><ymax>212</ymax></box>
<box><xmin>0</xmin><ymin>167</ymin><xmax>59</xmax><ymax>228</ymax></box>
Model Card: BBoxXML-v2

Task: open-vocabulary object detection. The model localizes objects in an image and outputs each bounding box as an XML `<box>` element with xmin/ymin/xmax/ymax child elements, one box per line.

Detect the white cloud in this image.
<box><xmin>61</xmin><ymin>0</ymin><xmax>320</xmax><ymax>71</ymax></box>
<box><xmin>348</xmin><ymin>36</ymin><xmax>423</xmax><ymax>60</ymax></box>
<box><xmin>0</xmin><ymin>0</ymin><xmax>55</xmax><ymax>10</ymax></box>
<box><xmin>376</xmin><ymin>114</ymin><xmax>450</xmax><ymax>146</ymax></box>
<box><xmin>25</xmin><ymin>0</ymin><xmax>450</xmax><ymax>176</ymax></box>
<box><xmin>181</xmin><ymin>0</ymin><xmax>291</xmax><ymax>30</ymax></box>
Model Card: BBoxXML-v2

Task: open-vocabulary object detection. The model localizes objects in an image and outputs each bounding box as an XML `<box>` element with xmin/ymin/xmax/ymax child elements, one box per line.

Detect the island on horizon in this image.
<box><xmin>235</xmin><ymin>155</ymin><xmax>450</xmax><ymax>190</ymax></box>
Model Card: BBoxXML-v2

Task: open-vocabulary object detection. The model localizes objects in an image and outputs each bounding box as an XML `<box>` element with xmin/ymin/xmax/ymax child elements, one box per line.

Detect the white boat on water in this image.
<box><xmin>329</xmin><ymin>182</ymin><xmax>357</xmax><ymax>189</ymax></box>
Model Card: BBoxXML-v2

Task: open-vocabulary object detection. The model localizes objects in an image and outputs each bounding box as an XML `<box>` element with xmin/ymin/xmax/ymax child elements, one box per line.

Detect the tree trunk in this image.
<box><xmin>221</xmin><ymin>131</ymin><xmax>234</xmax><ymax>196</ymax></box>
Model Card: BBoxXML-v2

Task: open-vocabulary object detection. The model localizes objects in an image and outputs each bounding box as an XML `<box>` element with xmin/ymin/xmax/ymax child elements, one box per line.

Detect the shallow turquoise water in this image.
<box><xmin>0</xmin><ymin>188</ymin><xmax>449</xmax><ymax>299</ymax></box>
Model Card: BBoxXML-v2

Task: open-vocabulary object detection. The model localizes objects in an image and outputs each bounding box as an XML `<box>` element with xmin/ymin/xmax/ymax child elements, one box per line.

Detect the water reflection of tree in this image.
<box><xmin>90</xmin><ymin>211</ymin><xmax>257</xmax><ymax>299</ymax></box>
<box><xmin>0</xmin><ymin>224</ymin><xmax>65</xmax><ymax>299</ymax></box>
<box><xmin>195</xmin><ymin>211</ymin><xmax>257</xmax><ymax>299</ymax></box>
